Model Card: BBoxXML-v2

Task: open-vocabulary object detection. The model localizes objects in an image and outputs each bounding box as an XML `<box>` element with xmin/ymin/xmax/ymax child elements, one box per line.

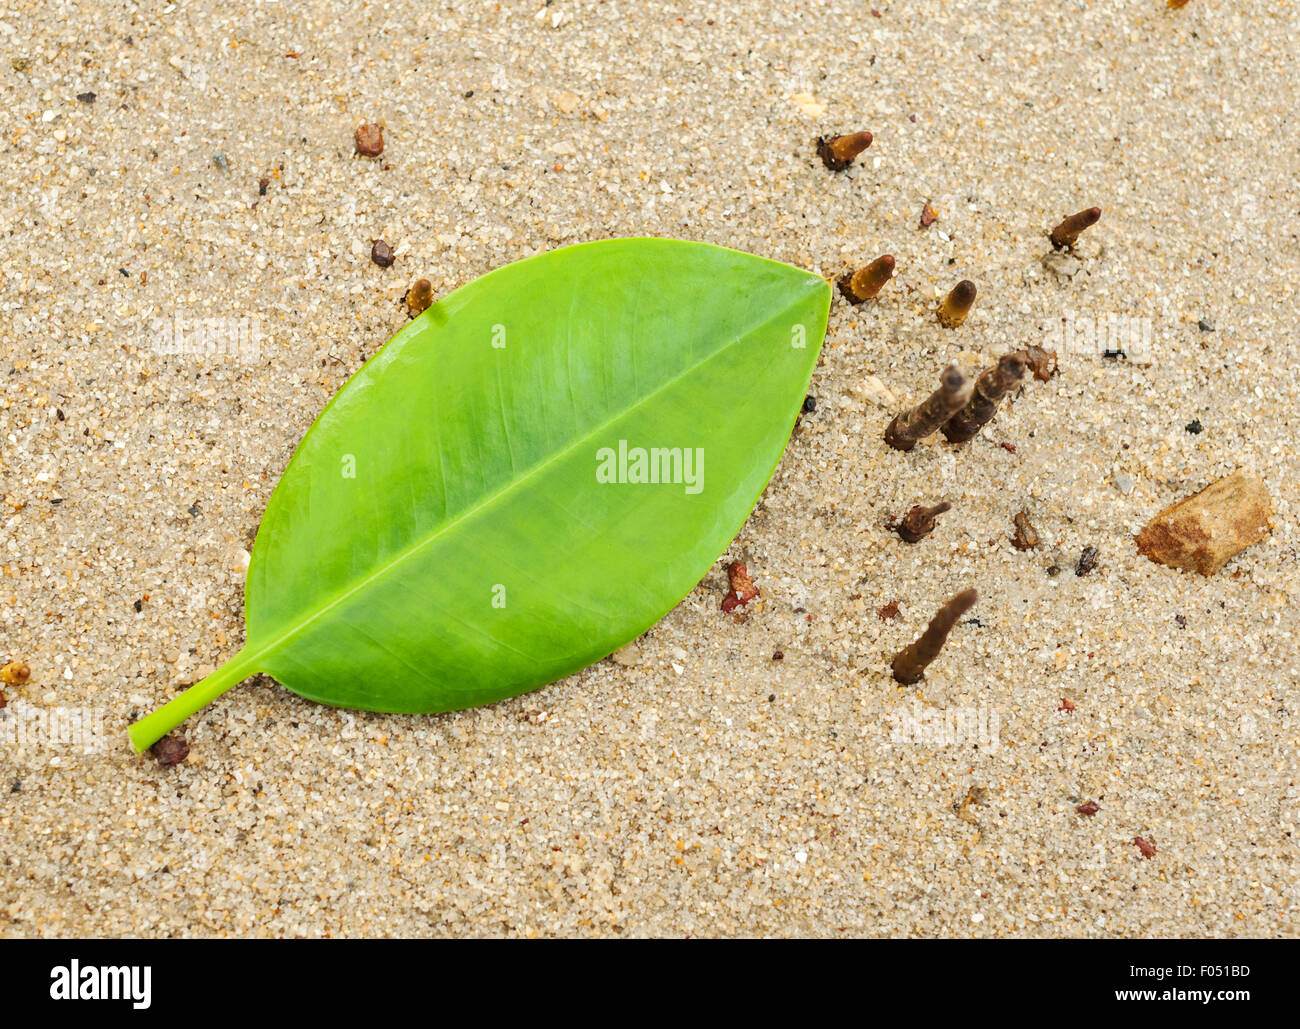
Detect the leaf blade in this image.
<box><xmin>131</xmin><ymin>238</ymin><xmax>829</xmax><ymax>746</ymax></box>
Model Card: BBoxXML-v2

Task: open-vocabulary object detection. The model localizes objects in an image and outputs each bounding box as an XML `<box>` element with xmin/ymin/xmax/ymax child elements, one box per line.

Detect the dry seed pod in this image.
<box><xmin>884</xmin><ymin>364</ymin><xmax>972</xmax><ymax>452</ymax></box>
<box><xmin>1135</xmin><ymin>469</ymin><xmax>1272</xmax><ymax>576</ymax></box>
<box><xmin>406</xmin><ymin>278</ymin><xmax>433</xmax><ymax>316</ymax></box>
<box><xmin>1049</xmin><ymin>207</ymin><xmax>1102</xmax><ymax>249</ymax></box>
<box><xmin>896</xmin><ymin>503</ymin><xmax>951</xmax><ymax>543</ymax></box>
<box><xmin>891</xmin><ymin>588</ymin><xmax>978</xmax><ymax>685</ymax></box>
<box><xmin>940</xmin><ymin>353</ymin><xmax>1027</xmax><ymax>444</ymax></box>
<box><xmin>837</xmin><ymin>254</ymin><xmax>894</xmax><ymax>304</ymax></box>
<box><xmin>937</xmin><ymin>280</ymin><xmax>977</xmax><ymax>328</ymax></box>
<box><xmin>817</xmin><ymin>131</ymin><xmax>873</xmax><ymax>171</ymax></box>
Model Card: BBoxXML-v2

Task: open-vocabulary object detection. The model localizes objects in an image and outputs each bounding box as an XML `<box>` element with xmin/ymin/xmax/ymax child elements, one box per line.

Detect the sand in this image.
<box><xmin>1</xmin><ymin>0</ymin><xmax>1296</xmax><ymax>937</ymax></box>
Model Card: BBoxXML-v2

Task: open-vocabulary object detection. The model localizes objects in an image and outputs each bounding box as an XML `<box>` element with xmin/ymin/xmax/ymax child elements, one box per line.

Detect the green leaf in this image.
<box><xmin>129</xmin><ymin>238</ymin><xmax>830</xmax><ymax>752</ymax></box>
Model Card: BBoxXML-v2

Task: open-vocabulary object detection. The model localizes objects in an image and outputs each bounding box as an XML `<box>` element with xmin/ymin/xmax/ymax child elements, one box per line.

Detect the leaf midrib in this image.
<box><xmin>246</xmin><ymin>276</ymin><xmax>826</xmax><ymax>669</ymax></box>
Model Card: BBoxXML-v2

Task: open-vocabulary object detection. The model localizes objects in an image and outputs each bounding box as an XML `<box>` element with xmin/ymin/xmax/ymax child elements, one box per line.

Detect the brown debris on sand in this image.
<box><xmin>722</xmin><ymin>561</ymin><xmax>759</xmax><ymax>613</ymax></box>
<box><xmin>891</xmin><ymin>588</ymin><xmax>978</xmax><ymax>685</ymax></box>
<box><xmin>1049</xmin><ymin>207</ymin><xmax>1101</xmax><ymax>249</ymax></box>
<box><xmin>895</xmin><ymin>503</ymin><xmax>951</xmax><ymax>544</ymax></box>
<box><xmin>817</xmin><ymin>131</ymin><xmax>872</xmax><ymax>171</ymax></box>
<box><xmin>884</xmin><ymin>364</ymin><xmax>972</xmax><ymax>452</ymax></box>
<box><xmin>940</xmin><ymin>353</ymin><xmax>1027</xmax><ymax>444</ymax></box>
<box><xmin>1020</xmin><ymin>345</ymin><xmax>1058</xmax><ymax>382</ymax></box>
<box><xmin>937</xmin><ymin>280</ymin><xmax>977</xmax><ymax>328</ymax></box>
<box><xmin>406</xmin><ymin>278</ymin><xmax>433</xmax><ymax>316</ymax></box>
<box><xmin>837</xmin><ymin>255</ymin><xmax>895</xmax><ymax>304</ymax></box>
<box><xmin>354</xmin><ymin>122</ymin><xmax>384</xmax><ymax>157</ymax></box>
<box><xmin>150</xmin><ymin>734</ymin><xmax>190</xmax><ymax>767</ymax></box>
<box><xmin>1</xmin><ymin>661</ymin><xmax>30</xmax><ymax>687</ymax></box>
<box><xmin>1135</xmin><ymin>470</ymin><xmax>1272</xmax><ymax>576</ymax></box>
<box><xmin>1011</xmin><ymin>510</ymin><xmax>1040</xmax><ymax>551</ymax></box>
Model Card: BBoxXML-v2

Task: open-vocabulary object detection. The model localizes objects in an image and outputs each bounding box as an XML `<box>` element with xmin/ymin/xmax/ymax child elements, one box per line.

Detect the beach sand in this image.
<box><xmin>1</xmin><ymin>0</ymin><xmax>1296</xmax><ymax>936</ymax></box>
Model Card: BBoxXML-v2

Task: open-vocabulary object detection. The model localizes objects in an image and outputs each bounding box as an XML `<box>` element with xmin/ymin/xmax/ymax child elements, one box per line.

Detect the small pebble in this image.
<box><xmin>1076</xmin><ymin>546</ymin><xmax>1099</xmax><ymax>576</ymax></box>
<box><xmin>371</xmin><ymin>240</ymin><xmax>395</xmax><ymax>268</ymax></box>
<box><xmin>354</xmin><ymin>122</ymin><xmax>384</xmax><ymax>157</ymax></box>
<box><xmin>721</xmin><ymin>561</ymin><xmax>759</xmax><ymax>613</ymax></box>
<box><xmin>1136</xmin><ymin>469</ymin><xmax>1272</xmax><ymax>576</ymax></box>
<box><xmin>801</xmin><ymin>395</ymin><xmax>816</xmax><ymax>413</ymax></box>
<box><xmin>149</xmin><ymin>734</ymin><xmax>190</xmax><ymax>767</ymax></box>
<box><xmin>1113</xmin><ymin>472</ymin><xmax>1134</xmax><ymax>495</ymax></box>
<box><xmin>1198</xmin><ymin>319</ymin><xmax>1215</xmax><ymax>332</ymax></box>
<box><xmin>0</xmin><ymin>662</ymin><xmax>30</xmax><ymax>687</ymax></box>
<box><xmin>1185</xmin><ymin>419</ymin><xmax>1203</xmax><ymax>434</ymax></box>
<box><xmin>212</xmin><ymin>151</ymin><xmax>228</xmax><ymax>171</ymax></box>
<box><xmin>76</xmin><ymin>91</ymin><xmax>96</xmax><ymax>103</ymax></box>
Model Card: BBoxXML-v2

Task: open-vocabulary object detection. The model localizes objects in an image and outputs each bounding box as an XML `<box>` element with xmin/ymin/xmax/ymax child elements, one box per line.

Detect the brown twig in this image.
<box><xmin>884</xmin><ymin>364</ymin><xmax>972</xmax><ymax>452</ymax></box>
<box><xmin>891</xmin><ymin>589</ymin><xmax>978</xmax><ymax>685</ymax></box>
<box><xmin>837</xmin><ymin>254</ymin><xmax>894</xmax><ymax>304</ymax></box>
<box><xmin>896</xmin><ymin>503</ymin><xmax>951</xmax><ymax>543</ymax></box>
<box><xmin>1049</xmin><ymin>207</ymin><xmax>1101</xmax><ymax>249</ymax></box>
<box><xmin>937</xmin><ymin>280</ymin><xmax>977</xmax><ymax>328</ymax></box>
<box><xmin>940</xmin><ymin>353</ymin><xmax>1027</xmax><ymax>444</ymax></box>
<box><xmin>817</xmin><ymin>131</ymin><xmax>872</xmax><ymax>171</ymax></box>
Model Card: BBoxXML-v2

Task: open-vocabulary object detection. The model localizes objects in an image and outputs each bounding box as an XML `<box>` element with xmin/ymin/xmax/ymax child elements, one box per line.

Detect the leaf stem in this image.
<box><xmin>127</xmin><ymin>647</ymin><xmax>261</xmax><ymax>753</ymax></box>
